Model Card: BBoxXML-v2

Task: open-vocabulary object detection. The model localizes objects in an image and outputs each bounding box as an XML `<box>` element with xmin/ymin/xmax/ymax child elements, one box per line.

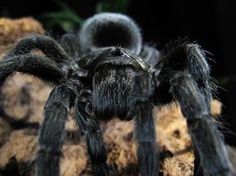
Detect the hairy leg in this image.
<box><xmin>36</xmin><ymin>84</ymin><xmax>76</xmax><ymax>176</ymax></box>
<box><xmin>0</xmin><ymin>54</ymin><xmax>65</xmax><ymax>84</ymax></box>
<box><xmin>0</xmin><ymin>35</ymin><xmax>73</xmax><ymax>81</ymax></box>
<box><xmin>171</xmin><ymin>73</ymin><xmax>232</xmax><ymax>176</ymax></box>
<box><xmin>6</xmin><ymin>35</ymin><xmax>71</xmax><ymax>62</ymax></box>
<box><xmin>155</xmin><ymin>42</ymin><xmax>234</xmax><ymax>176</ymax></box>
<box><xmin>75</xmin><ymin>89</ymin><xmax>108</xmax><ymax>176</ymax></box>
<box><xmin>61</xmin><ymin>33</ymin><xmax>80</xmax><ymax>58</ymax></box>
<box><xmin>135</xmin><ymin>103</ymin><xmax>158</xmax><ymax>176</ymax></box>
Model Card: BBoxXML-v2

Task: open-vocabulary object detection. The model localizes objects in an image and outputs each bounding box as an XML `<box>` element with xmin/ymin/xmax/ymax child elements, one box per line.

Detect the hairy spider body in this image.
<box><xmin>93</xmin><ymin>66</ymin><xmax>152</xmax><ymax>120</ymax></box>
<box><xmin>0</xmin><ymin>13</ymin><xmax>234</xmax><ymax>176</ymax></box>
<box><xmin>80</xmin><ymin>47</ymin><xmax>154</xmax><ymax>120</ymax></box>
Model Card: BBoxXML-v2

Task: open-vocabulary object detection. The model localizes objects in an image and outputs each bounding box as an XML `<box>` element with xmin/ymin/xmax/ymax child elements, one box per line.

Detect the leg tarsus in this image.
<box><xmin>135</xmin><ymin>103</ymin><xmax>158</xmax><ymax>176</ymax></box>
<box><xmin>193</xmin><ymin>149</ymin><xmax>204</xmax><ymax>176</ymax></box>
<box><xmin>86</xmin><ymin>131</ymin><xmax>108</xmax><ymax>176</ymax></box>
<box><xmin>137</xmin><ymin>142</ymin><xmax>158</xmax><ymax>176</ymax></box>
<box><xmin>36</xmin><ymin>149</ymin><xmax>61</xmax><ymax>176</ymax></box>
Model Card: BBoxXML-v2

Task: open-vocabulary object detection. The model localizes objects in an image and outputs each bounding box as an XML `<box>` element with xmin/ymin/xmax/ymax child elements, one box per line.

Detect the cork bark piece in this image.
<box><xmin>0</xmin><ymin>17</ymin><xmax>44</xmax><ymax>57</ymax></box>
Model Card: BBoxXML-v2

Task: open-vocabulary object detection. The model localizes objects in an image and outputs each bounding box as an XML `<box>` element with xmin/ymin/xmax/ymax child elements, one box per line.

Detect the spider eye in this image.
<box><xmin>79</xmin><ymin>13</ymin><xmax>142</xmax><ymax>55</ymax></box>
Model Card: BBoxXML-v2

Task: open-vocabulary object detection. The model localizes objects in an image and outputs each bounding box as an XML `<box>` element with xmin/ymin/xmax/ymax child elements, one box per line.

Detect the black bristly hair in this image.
<box><xmin>79</xmin><ymin>13</ymin><xmax>142</xmax><ymax>54</ymax></box>
<box><xmin>0</xmin><ymin>13</ymin><xmax>234</xmax><ymax>176</ymax></box>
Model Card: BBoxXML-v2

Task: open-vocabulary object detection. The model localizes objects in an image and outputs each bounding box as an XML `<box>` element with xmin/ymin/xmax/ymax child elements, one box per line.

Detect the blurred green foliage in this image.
<box><xmin>42</xmin><ymin>1</ymin><xmax>83</xmax><ymax>32</ymax></box>
<box><xmin>96</xmin><ymin>0</ymin><xmax>129</xmax><ymax>13</ymax></box>
<box><xmin>42</xmin><ymin>0</ymin><xmax>129</xmax><ymax>32</ymax></box>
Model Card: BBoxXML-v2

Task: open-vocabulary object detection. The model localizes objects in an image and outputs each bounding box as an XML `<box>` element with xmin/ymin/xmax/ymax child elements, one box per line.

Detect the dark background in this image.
<box><xmin>1</xmin><ymin>0</ymin><xmax>236</xmax><ymax>145</ymax></box>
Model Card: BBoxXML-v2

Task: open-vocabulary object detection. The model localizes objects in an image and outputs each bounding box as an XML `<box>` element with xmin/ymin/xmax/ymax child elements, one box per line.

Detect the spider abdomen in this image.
<box><xmin>92</xmin><ymin>66</ymin><xmax>153</xmax><ymax>120</ymax></box>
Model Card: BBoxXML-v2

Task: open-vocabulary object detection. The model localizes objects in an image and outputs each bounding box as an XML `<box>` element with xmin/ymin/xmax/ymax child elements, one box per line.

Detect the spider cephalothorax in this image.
<box><xmin>0</xmin><ymin>13</ymin><xmax>234</xmax><ymax>176</ymax></box>
<box><xmin>78</xmin><ymin>47</ymin><xmax>154</xmax><ymax>120</ymax></box>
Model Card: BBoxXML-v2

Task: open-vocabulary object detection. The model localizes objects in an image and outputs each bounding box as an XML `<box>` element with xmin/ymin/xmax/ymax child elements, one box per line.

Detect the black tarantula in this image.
<box><xmin>0</xmin><ymin>13</ymin><xmax>234</xmax><ymax>176</ymax></box>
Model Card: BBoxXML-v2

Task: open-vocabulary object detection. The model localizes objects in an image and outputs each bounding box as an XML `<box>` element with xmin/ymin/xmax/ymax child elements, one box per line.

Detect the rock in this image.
<box><xmin>0</xmin><ymin>17</ymin><xmax>44</xmax><ymax>57</ymax></box>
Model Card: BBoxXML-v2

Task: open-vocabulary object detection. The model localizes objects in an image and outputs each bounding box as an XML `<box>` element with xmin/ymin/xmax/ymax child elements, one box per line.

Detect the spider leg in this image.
<box><xmin>6</xmin><ymin>35</ymin><xmax>71</xmax><ymax>62</ymax></box>
<box><xmin>155</xmin><ymin>43</ymin><xmax>234</xmax><ymax>176</ymax></box>
<box><xmin>193</xmin><ymin>149</ymin><xmax>204</xmax><ymax>175</ymax></box>
<box><xmin>170</xmin><ymin>72</ymin><xmax>233</xmax><ymax>176</ymax></box>
<box><xmin>135</xmin><ymin>103</ymin><xmax>158</xmax><ymax>176</ymax></box>
<box><xmin>36</xmin><ymin>83</ymin><xmax>77</xmax><ymax>176</ymax></box>
<box><xmin>0</xmin><ymin>54</ymin><xmax>65</xmax><ymax>84</ymax></box>
<box><xmin>61</xmin><ymin>33</ymin><xmax>80</xmax><ymax>58</ymax></box>
<box><xmin>75</xmin><ymin>89</ymin><xmax>108</xmax><ymax>176</ymax></box>
<box><xmin>0</xmin><ymin>35</ymin><xmax>73</xmax><ymax>84</ymax></box>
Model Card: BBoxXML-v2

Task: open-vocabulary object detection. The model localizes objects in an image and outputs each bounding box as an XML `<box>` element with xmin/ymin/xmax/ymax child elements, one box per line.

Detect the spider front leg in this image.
<box><xmin>155</xmin><ymin>43</ymin><xmax>234</xmax><ymax>176</ymax></box>
<box><xmin>0</xmin><ymin>54</ymin><xmax>65</xmax><ymax>84</ymax></box>
<box><xmin>135</xmin><ymin>103</ymin><xmax>158</xmax><ymax>176</ymax></box>
<box><xmin>170</xmin><ymin>73</ymin><xmax>233</xmax><ymax>176</ymax></box>
<box><xmin>0</xmin><ymin>35</ymin><xmax>74</xmax><ymax>84</ymax></box>
<box><xmin>6</xmin><ymin>35</ymin><xmax>70</xmax><ymax>62</ymax></box>
<box><xmin>0</xmin><ymin>35</ymin><xmax>73</xmax><ymax>84</ymax></box>
<box><xmin>36</xmin><ymin>83</ymin><xmax>76</xmax><ymax>176</ymax></box>
<box><xmin>75</xmin><ymin>89</ymin><xmax>108</xmax><ymax>176</ymax></box>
